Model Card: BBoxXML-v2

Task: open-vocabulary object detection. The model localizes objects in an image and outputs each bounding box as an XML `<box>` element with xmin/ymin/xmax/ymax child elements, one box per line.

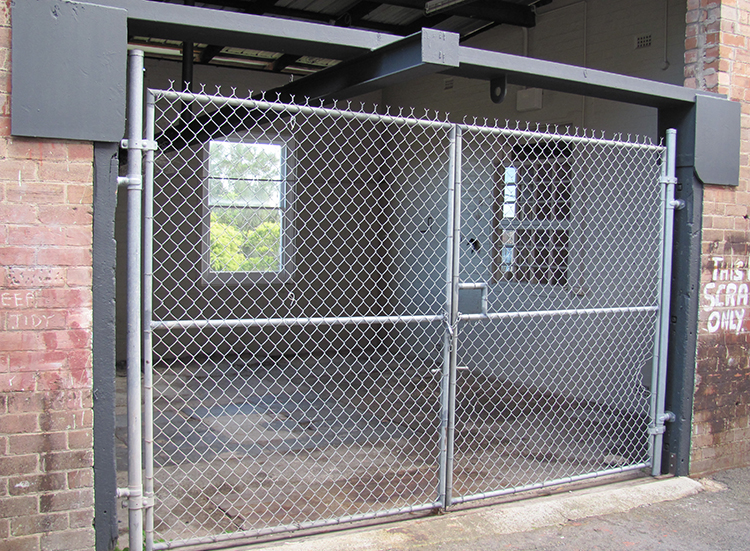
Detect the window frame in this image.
<box><xmin>200</xmin><ymin>131</ymin><xmax>296</xmax><ymax>286</ymax></box>
<box><xmin>492</xmin><ymin>140</ymin><xmax>573</xmax><ymax>287</ymax></box>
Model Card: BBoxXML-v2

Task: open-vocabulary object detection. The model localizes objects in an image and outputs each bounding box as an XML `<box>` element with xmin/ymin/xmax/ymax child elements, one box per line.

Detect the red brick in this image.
<box><xmin>5</xmin><ymin>267</ymin><xmax>65</xmax><ymax>289</ymax></box>
<box><xmin>8</xmin><ymin>433</ymin><xmax>66</xmax><ymax>455</ymax></box>
<box><xmin>65</xmin><ymin>309</ymin><xmax>92</xmax><ymax>330</ymax></box>
<box><xmin>36</xmin><ymin>289</ymin><xmax>91</xmax><ymax>309</ymax></box>
<box><xmin>38</xmin><ymin>162</ymin><xmax>92</xmax><ymax>184</ymax></box>
<box><xmin>8</xmin><ymin>473</ymin><xmax>66</xmax><ymax>496</ymax></box>
<box><xmin>0</xmin><ymin>413</ymin><xmax>38</xmax><ymax>434</ymax></box>
<box><xmin>66</xmin><ymin>184</ymin><xmax>92</xmax><ymax>205</ymax></box>
<box><xmin>8</xmin><ymin>351</ymin><xmax>67</xmax><ymax>373</ymax></box>
<box><xmin>41</xmin><ymin>450</ymin><xmax>92</xmax><ymax>473</ymax></box>
<box><xmin>0</xmin><ymin>496</ymin><xmax>37</xmax><ymax>519</ymax></box>
<box><xmin>4</xmin><ymin>182</ymin><xmax>65</xmax><ymax>204</ymax></box>
<box><xmin>11</xmin><ymin>512</ymin><xmax>68</xmax><ymax>537</ymax></box>
<box><xmin>64</xmin><ymin>267</ymin><xmax>91</xmax><ymax>287</ymax></box>
<box><xmin>66</xmin><ymin>469</ymin><xmax>93</xmax><ymax>490</ymax></box>
<box><xmin>0</xmin><ymin>454</ymin><xmax>38</xmax><ymax>477</ymax></box>
<box><xmin>0</xmin><ymin>373</ymin><xmax>37</xmax><ymax>392</ymax></box>
<box><xmin>0</xmin><ymin>331</ymin><xmax>44</xmax><ymax>352</ymax></box>
<box><xmin>40</xmin><ymin>527</ymin><xmax>94</xmax><ymax>551</ymax></box>
<box><xmin>0</xmin><ymin>518</ymin><xmax>8</xmax><ymax>539</ymax></box>
<box><xmin>7</xmin><ymin>139</ymin><xmax>68</xmax><ymax>161</ymax></box>
<box><xmin>39</xmin><ymin>410</ymin><xmax>79</xmax><ymax>432</ymax></box>
<box><xmin>41</xmin><ymin>330</ymin><xmax>91</xmax><ymax>351</ymax></box>
<box><xmin>0</xmin><ymin>535</ymin><xmax>39</xmax><ymax>551</ymax></box>
<box><xmin>7</xmin><ymin>226</ymin><xmax>92</xmax><ymax>247</ymax></box>
<box><xmin>35</xmin><ymin>371</ymin><xmax>72</xmax><ymax>392</ymax></box>
<box><xmin>67</xmin><ymin>429</ymin><xmax>91</xmax><ymax>450</ymax></box>
<box><xmin>68</xmin><ymin>508</ymin><xmax>93</xmax><ymax>529</ymax></box>
<box><xmin>39</xmin><ymin>488</ymin><xmax>92</xmax><ymax>513</ymax></box>
<box><xmin>65</xmin><ymin>143</ymin><xmax>93</xmax><ymax>162</ymax></box>
<box><xmin>0</xmin><ymin>160</ymin><xmax>37</xmax><ymax>182</ymax></box>
<box><xmin>0</xmin><ymin>290</ymin><xmax>36</xmax><ymax>309</ymax></box>
<box><xmin>0</xmin><ymin>246</ymin><xmax>36</xmax><ymax>265</ymax></box>
<box><xmin>0</xmin><ymin>204</ymin><xmax>38</xmax><ymax>224</ymax></box>
<box><xmin>68</xmin><ymin>352</ymin><xmax>91</xmax><ymax>388</ymax></box>
<box><xmin>5</xmin><ymin>311</ymin><xmax>66</xmax><ymax>332</ymax></box>
<box><xmin>6</xmin><ymin>391</ymin><xmax>72</xmax><ymax>413</ymax></box>
<box><xmin>36</xmin><ymin>247</ymin><xmax>91</xmax><ymax>266</ymax></box>
<box><xmin>37</xmin><ymin>205</ymin><xmax>92</xmax><ymax>226</ymax></box>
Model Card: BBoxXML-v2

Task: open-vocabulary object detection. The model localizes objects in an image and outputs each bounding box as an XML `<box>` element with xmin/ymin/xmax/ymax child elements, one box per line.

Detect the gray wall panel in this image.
<box><xmin>11</xmin><ymin>0</ymin><xmax>126</xmax><ymax>141</ymax></box>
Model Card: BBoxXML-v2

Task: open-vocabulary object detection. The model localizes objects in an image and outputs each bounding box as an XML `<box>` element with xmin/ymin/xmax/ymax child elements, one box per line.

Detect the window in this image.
<box><xmin>493</xmin><ymin>140</ymin><xmax>572</xmax><ymax>286</ymax></box>
<box><xmin>203</xmin><ymin>135</ymin><xmax>294</xmax><ymax>284</ymax></box>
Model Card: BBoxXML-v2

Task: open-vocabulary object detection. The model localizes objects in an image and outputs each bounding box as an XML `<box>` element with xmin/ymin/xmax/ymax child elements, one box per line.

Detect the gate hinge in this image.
<box><xmin>121</xmin><ymin>138</ymin><xmax>158</xmax><ymax>151</ymax></box>
<box><xmin>649</xmin><ymin>411</ymin><xmax>676</xmax><ymax>435</ymax></box>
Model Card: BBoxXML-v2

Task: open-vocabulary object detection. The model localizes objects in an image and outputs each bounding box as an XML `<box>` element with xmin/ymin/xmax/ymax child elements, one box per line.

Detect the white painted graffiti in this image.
<box><xmin>702</xmin><ymin>256</ymin><xmax>749</xmax><ymax>335</ymax></box>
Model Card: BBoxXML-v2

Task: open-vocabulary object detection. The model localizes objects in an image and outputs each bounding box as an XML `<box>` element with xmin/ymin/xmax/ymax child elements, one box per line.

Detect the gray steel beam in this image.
<box><xmin>91</xmin><ymin>0</ymin><xmax>400</xmax><ymax>59</ymax></box>
<box><xmin>268</xmin><ymin>28</ymin><xmax>460</xmax><ymax>102</ymax></box>
<box><xmin>451</xmin><ymin>46</ymin><xmax>700</xmax><ymax>108</ymax></box>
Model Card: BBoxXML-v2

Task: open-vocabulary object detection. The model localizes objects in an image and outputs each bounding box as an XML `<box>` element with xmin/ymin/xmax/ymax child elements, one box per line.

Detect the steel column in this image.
<box><xmin>651</xmin><ymin>128</ymin><xmax>678</xmax><ymax>476</ymax></box>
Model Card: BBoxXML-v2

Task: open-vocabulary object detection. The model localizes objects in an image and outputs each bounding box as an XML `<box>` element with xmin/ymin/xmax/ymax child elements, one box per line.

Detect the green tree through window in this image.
<box><xmin>207</xmin><ymin>140</ymin><xmax>285</xmax><ymax>273</ymax></box>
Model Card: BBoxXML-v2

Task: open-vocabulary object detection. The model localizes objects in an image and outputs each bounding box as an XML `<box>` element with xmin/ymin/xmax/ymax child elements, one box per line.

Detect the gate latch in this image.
<box><xmin>458</xmin><ymin>282</ymin><xmax>488</xmax><ymax>317</ymax></box>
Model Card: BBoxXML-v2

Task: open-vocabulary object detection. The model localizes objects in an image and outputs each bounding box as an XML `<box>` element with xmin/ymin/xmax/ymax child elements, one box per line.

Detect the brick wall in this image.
<box><xmin>0</xmin><ymin>1</ymin><xmax>96</xmax><ymax>549</ymax></box>
<box><xmin>686</xmin><ymin>0</ymin><xmax>750</xmax><ymax>475</ymax></box>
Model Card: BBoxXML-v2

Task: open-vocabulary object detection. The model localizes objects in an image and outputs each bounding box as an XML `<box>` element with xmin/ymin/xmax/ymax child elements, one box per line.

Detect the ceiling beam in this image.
<box><xmin>386</xmin><ymin>0</ymin><xmax>536</xmax><ymax>27</ymax></box>
<box><xmin>266</xmin><ymin>53</ymin><xmax>300</xmax><ymax>72</ymax></box>
<box><xmin>266</xmin><ymin>28</ymin><xmax>460</xmax><ymax>103</ymax></box>
<box><xmin>199</xmin><ymin>44</ymin><xmax>225</xmax><ymax>64</ymax></box>
<box><xmin>451</xmin><ymin>46</ymin><xmax>698</xmax><ymax>108</ymax></box>
<box><xmin>91</xmin><ymin>0</ymin><xmax>401</xmax><ymax>59</ymax></box>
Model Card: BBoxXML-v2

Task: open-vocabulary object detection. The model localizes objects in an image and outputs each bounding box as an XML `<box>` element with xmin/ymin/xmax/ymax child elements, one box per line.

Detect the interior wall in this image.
<box><xmin>382</xmin><ymin>0</ymin><xmax>686</xmax><ymax>138</ymax></box>
<box><xmin>116</xmin><ymin>1</ymin><xmax>687</xmax><ymax>381</ymax></box>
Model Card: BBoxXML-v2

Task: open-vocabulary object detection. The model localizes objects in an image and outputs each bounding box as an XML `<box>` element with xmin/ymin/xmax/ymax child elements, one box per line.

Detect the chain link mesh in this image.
<box><xmin>453</xmin><ymin>126</ymin><xmax>662</xmax><ymax>501</ymax></box>
<box><xmin>146</xmin><ymin>88</ymin><xmax>665</xmax><ymax>546</ymax></box>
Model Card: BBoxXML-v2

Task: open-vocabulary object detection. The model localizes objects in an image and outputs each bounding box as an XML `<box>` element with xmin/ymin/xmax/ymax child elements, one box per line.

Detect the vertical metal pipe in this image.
<box><xmin>142</xmin><ymin>91</ymin><xmax>156</xmax><ymax>551</ymax></box>
<box><xmin>648</xmin><ymin>141</ymin><xmax>668</xmax><ymax>470</ymax></box>
<box><xmin>652</xmin><ymin>128</ymin><xmax>677</xmax><ymax>476</ymax></box>
<box><xmin>445</xmin><ymin>126</ymin><xmax>463</xmax><ymax>507</ymax></box>
<box><xmin>182</xmin><ymin>42</ymin><xmax>194</xmax><ymax>93</ymax></box>
<box><xmin>438</xmin><ymin>126</ymin><xmax>458</xmax><ymax>507</ymax></box>
<box><xmin>125</xmin><ymin>49</ymin><xmax>145</xmax><ymax>551</ymax></box>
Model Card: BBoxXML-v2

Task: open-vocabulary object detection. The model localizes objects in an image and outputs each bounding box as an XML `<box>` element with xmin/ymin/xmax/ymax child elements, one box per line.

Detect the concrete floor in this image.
<box><xmin>245</xmin><ymin>467</ymin><xmax>750</xmax><ymax>551</ymax></box>
<box><xmin>115</xmin><ymin>353</ymin><xmax>651</xmax><ymax>548</ymax></box>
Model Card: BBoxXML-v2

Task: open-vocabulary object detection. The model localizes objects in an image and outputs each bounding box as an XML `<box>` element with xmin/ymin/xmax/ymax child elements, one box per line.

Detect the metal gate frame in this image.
<box><xmin>120</xmin><ymin>49</ymin><xmax>679</xmax><ymax>551</ymax></box>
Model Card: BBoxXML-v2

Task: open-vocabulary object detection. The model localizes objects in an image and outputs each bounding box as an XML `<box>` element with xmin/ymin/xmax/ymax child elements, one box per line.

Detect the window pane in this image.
<box><xmin>208</xmin><ymin>141</ymin><xmax>282</xmax><ymax>208</ymax></box>
<box><xmin>209</xmin><ymin>208</ymin><xmax>281</xmax><ymax>273</ymax></box>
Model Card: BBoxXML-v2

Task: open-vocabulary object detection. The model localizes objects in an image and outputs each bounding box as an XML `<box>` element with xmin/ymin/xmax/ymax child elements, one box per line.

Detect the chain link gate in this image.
<box><xmin>123</xmin><ymin>59</ymin><xmax>675</xmax><ymax>550</ymax></box>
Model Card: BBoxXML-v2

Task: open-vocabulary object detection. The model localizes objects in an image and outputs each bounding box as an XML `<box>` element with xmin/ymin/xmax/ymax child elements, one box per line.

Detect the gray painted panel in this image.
<box><xmin>695</xmin><ymin>93</ymin><xmax>741</xmax><ymax>187</ymax></box>
<box><xmin>11</xmin><ymin>0</ymin><xmax>126</xmax><ymax>141</ymax></box>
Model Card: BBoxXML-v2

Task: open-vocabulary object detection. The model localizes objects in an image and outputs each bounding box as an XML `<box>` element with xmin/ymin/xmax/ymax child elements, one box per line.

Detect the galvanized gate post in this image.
<box><xmin>142</xmin><ymin>90</ymin><xmax>157</xmax><ymax>551</ymax></box>
<box><xmin>650</xmin><ymin>128</ymin><xmax>678</xmax><ymax>476</ymax></box>
<box><xmin>117</xmin><ymin>49</ymin><xmax>145</xmax><ymax>551</ymax></box>
<box><xmin>438</xmin><ymin>124</ymin><xmax>462</xmax><ymax>509</ymax></box>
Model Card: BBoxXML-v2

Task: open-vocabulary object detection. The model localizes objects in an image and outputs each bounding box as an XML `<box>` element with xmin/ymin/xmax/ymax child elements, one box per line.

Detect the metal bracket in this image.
<box><xmin>649</xmin><ymin>411</ymin><xmax>676</xmax><ymax>435</ymax></box>
<box><xmin>120</xmin><ymin>138</ymin><xmax>158</xmax><ymax>151</ymax></box>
